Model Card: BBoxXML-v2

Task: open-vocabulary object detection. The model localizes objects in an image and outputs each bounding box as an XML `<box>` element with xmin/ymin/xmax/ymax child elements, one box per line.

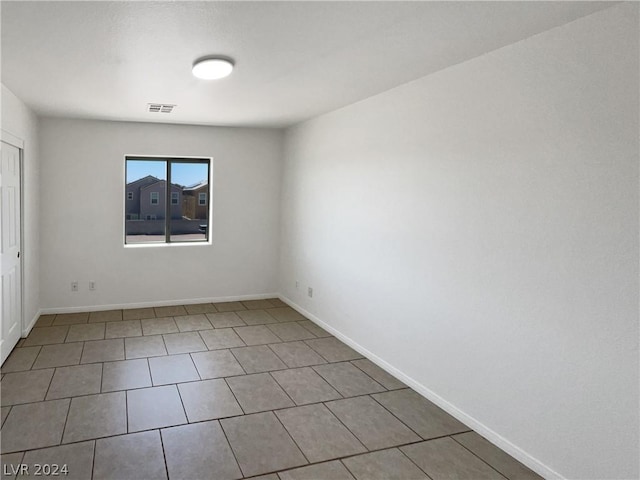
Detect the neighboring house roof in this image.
<box><xmin>140</xmin><ymin>179</ymin><xmax>183</xmax><ymax>192</ymax></box>
<box><xmin>126</xmin><ymin>175</ymin><xmax>160</xmax><ymax>188</ymax></box>
<box><xmin>184</xmin><ymin>180</ymin><xmax>208</xmax><ymax>192</ymax></box>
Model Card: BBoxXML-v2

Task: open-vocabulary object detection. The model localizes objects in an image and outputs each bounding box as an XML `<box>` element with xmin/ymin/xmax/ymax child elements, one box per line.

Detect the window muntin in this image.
<box><xmin>125</xmin><ymin>157</ymin><xmax>210</xmax><ymax>245</ymax></box>
<box><xmin>199</xmin><ymin>193</ymin><xmax>207</xmax><ymax>206</ymax></box>
<box><xmin>127</xmin><ymin>192</ymin><xmax>133</xmax><ymax>200</ymax></box>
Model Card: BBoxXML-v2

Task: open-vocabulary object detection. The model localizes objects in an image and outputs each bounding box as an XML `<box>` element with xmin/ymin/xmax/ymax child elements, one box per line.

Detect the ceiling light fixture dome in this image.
<box><xmin>192</xmin><ymin>56</ymin><xmax>234</xmax><ymax>80</ymax></box>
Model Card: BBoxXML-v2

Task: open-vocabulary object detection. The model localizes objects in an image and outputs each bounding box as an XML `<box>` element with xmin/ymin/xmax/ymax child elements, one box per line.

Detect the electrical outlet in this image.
<box><xmin>89</xmin><ymin>281</ymin><xmax>96</xmax><ymax>291</ymax></box>
<box><xmin>308</xmin><ymin>287</ymin><xmax>313</xmax><ymax>298</ymax></box>
<box><xmin>71</xmin><ymin>281</ymin><xmax>78</xmax><ymax>292</ymax></box>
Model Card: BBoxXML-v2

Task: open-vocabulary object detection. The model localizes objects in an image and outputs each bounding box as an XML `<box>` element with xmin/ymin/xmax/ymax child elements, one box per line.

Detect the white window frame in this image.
<box><xmin>150</xmin><ymin>191</ymin><xmax>159</xmax><ymax>205</ymax></box>
<box><xmin>199</xmin><ymin>193</ymin><xmax>207</xmax><ymax>206</ymax></box>
<box><xmin>171</xmin><ymin>192</ymin><xmax>179</xmax><ymax>205</ymax></box>
<box><xmin>127</xmin><ymin>192</ymin><xmax>133</xmax><ymax>200</ymax></box>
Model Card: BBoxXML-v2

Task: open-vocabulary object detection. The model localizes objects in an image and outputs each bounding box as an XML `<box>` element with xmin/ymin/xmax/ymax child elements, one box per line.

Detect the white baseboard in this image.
<box><xmin>39</xmin><ymin>293</ymin><xmax>280</xmax><ymax>315</ymax></box>
<box><xmin>23</xmin><ymin>308</ymin><xmax>41</xmax><ymax>337</ymax></box>
<box><xmin>280</xmin><ymin>295</ymin><xmax>560</xmax><ymax>480</ymax></box>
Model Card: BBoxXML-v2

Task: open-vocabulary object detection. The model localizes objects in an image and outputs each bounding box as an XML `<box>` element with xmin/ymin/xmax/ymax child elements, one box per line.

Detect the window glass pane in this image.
<box><xmin>125</xmin><ymin>160</ymin><xmax>166</xmax><ymax>244</ymax></box>
<box><xmin>170</xmin><ymin>162</ymin><xmax>209</xmax><ymax>242</ymax></box>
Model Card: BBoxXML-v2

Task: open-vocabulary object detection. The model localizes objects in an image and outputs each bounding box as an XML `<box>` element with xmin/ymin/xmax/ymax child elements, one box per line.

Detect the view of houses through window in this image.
<box><xmin>125</xmin><ymin>157</ymin><xmax>210</xmax><ymax>244</ymax></box>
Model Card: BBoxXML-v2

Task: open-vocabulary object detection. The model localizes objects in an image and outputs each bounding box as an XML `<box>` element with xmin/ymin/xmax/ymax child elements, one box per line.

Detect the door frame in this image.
<box><xmin>1</xmin><ymin>129</ymin><xmax>25</xmax><ymax>342</ymax></box>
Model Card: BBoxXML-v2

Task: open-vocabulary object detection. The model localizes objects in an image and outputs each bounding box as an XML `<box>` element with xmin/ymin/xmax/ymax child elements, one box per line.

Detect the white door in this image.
<box><xmin>0</xmin><ymin>141</ymin><xmax>22</xmax><ymax>365</ymax></box>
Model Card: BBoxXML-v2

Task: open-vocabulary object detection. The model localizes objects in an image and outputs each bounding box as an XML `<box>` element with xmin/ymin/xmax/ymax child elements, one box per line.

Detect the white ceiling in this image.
<box><xmin>1</xmin><ymin>1</ymin><xmax>612</xmax><ymax>128</ymax></box>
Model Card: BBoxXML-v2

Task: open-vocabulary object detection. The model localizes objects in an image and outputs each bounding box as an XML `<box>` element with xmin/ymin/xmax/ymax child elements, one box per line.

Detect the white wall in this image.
<box><xmin>39</xmin><ymin>118</ymin><xmax>283</xmax><ymax>310</ymax></box>
<box><xmin>1</xmin><ymin>84</ymin><xmax>40</xmax><ymax>332</ymax></box>
<box><xmin>279</xmin><ymin>4</ymin><xmax>638</xmax><ymax>480</ymax></box>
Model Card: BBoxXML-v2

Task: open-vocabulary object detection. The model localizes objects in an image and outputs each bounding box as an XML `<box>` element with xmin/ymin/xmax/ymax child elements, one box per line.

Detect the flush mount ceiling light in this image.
<box><xmin>192</xmin><ymin>57</ymin><xmax>234</xmax><ymax>80</ymax></box>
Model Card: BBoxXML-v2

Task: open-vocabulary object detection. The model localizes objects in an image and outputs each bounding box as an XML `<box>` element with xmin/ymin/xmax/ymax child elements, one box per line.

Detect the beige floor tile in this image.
<box><xmin>297</xmin><ymin>320</ymin><xmax>332</xmax><ymax>338</ymax></box>
<box><xmin>104</xmin><ymin>320</ymin><xmax>142</xmax><ymax>339</ymax></box>
<box><xmin>226</xmin><ymin>373</ymin><xmax>294</xmax><ymax>413</ymax></box>
<box><xmin>271</xmin><ymin>367</ymin><xmax>341</xmax><ymax>405</ymax></box>
<box><xmin>23</xmin><ymin>326</ymin><xmax>69</xmax><ymax>346</ymax></box>
<box><xmin>372</xmin><ymin>389</ymin><xmax>469</xmax><ymax>439</ymax></box>
<box><xmin>173</xmin><ymin>314</ymin><xmax>213</xmax><ymax>332</ymax></box>
<box><xmin>276</xmin><ymin>404</ymin><xmax>366</xmax><ymax>463</ymax></box>
<box><xmin>343</xmin><ymin>448</ymin><xmax>429</xmax><ymax>480</ymax></box>
<box><xmin>62</xmin><ymin>392</ymin><xmax>126</xmax><ymax>443</ymax></box>
<box><xmin>178</xmin><ymin>379</ymin><xmax>243</xmax><ymax>422</ymax></box>
<box><xmin>101</xmin><ymin>358</ymin><xmax>151</xmax><ymax>392</ymax></box>
<box><xmin>154</xmin><ymin>305</ymin><xmax>188</xmax><ymax>317</ymax></box>
<box><xmin>267</xmin><ymin>322</ymin><xmax>316</xmax><ymax>342</ymax></box>
<box><xmin>279</xmin><ymin>461</ymin><xmax>355</xmax><ymax>480</ymax></box>
<box><xmin>65</xmin><ymin>322</ymin><xmax>105</xmax><ymax>342</ymax></box>
<box><xmin>452</xmin><ymin>432</ymin><xmax>543</xmax><ymax>480</ymax></box>
<box><xmin>35</xmin><ymin>314</ymin><xmax>56</xmax><ymax>327</ymax></box>
<box><xmin>241</xmin><ymin>299</ymin><xmax>275</xmax><ymax>310</ymax></box>
<box><xmin>46</xmin><ymin>363</ymin><xmax>102</xmax><ymax>400</ymax></box>
<box><xmin>351</xmin><ymin>359</ymin><xmax>406</xmax><ymax>390</ymax></box>
<box><xmin>89</xmin><ymin>310</ymin><xmax>123</xmax><ymax>323</ymax></box>
<box><xmin>200</xmin><ymin>328</ymin><xmax>245</xmax><ymax>350</ymax></box>
<box><xmin>80</xmin><ymin>338</ymin><xmax>125</xmax><ymax>364</ymax></box>
<box><xmin>1</xmin><ymin>346</ymin><xmax>41</xmax><ymax>373</ymax></box>
<box><xmin>22</xmin><ymin>441</ymin><xmax>94</xmax><ymax>480</ymax></box>
<box><xmin>326</xmin><ymin>396</ymin><xmax>421</xmax><ymax>450</ymax></box>
<box><xmin>122</xmin><ymin>307</ymin><xmax>155</xmax><ymax>320</ymax></box>
<box><xmin>207</xmin><ymin>312</ymin><xmax>246</xmax><ymax>328</ymax></box>
<box><xmin>233</xmin><ymin>325</ymin><xmax>281</xmax><ymax>345</ymax></box>
<box><xmin>126</xmin><ymin>385</ymin><xmax>186</xmax><ymax>432</ymax></box>
<box><xmin>148</xmin><ymin>354</ymin><xmax>200</xmax><ymax>385</ymax></box>
<box><xmin>191</xmin><ymin>350</ymin><xmax>245</xmax><ymax>379</ymax></box>
<box><xmin>0</xmin><ymin>369</ymin><xmax>54</xmax><ymax>406</ymax></box>
<box><xmin>124</xmin><ymin>335</ymin><xmax>167</xmax><ymax>359</ymax></box>
<box><xmin>214</xmin><ymin>301</ymin><xmax>246</xmax><ymax>312</ymax></box>
<box><xmin>231</xmin><ymin>345</ymin><xmax>287</xmax><ymax>374</ymax></box>
<box><xmin>269</xmin><ymin>341</ymin><xmax>326</xmax><ymax>368</ymax></box>
<box><xmin>267</xmin><ymin>307</ymin><xmax>306</xmax><ymax>322</ymax></box>
<box><xmin>402</xmin><ymin>438</ymin><xmax>505</xmax><ymax>480</ymax></box>
<box><xmin>313</xmin><ymin>362</ymin><xmax>385</xmax><ymax>397</ymax></box>
<box><xmin>184</xmin><ymin>303</ymin><xmax>218</xmax><ymax>315</ymax></box>
<box><xmin>266</xmin><ymin>298</ymin><xmax>287</xmax><ymax>308</ymax></box>
<box><xmin>52</xmin><ymin>313</ymin><xmax>89</xmax><ymax>326</ymax></box>
<box><xmin>32</xmin><ymin>343</ymin><xmax>83</xmax><ymax>369</ymax></box>
<box><xmin>305</xmin><ymin>337</ymin><xmax>362</xmax><ymax>362</ymax></box>
<box><xmin>221</xmin><ymin>412</ymin><xmax>307</xmax><ymax>477</ymax></box>
<box><xmin>236</xmin><ymin>309</ymin><xmax>278</xmax><ymax>326</ymax></box>
<box><xmin>1</xmin><ymin>399</ymin><xmax>70</xmax><ymax>453</ymax></box>
<box><xmin>141</xmin><ymin>317</ymin><xmax>178</xmax><ymax>335</ymax></box>
<box><xmin>93</xmin><ymin>431</ymin><xmax>167</xmax><ymax>480</ymax></box>
<box><xmin>162</xmin><ymin>331</ymin><xmax>207</xmax><ymax>354</ymax></box>
<box><xmin>162</xmin><ymin>421</ymin><xmax>242</xmax><ymax>480</ymax></box>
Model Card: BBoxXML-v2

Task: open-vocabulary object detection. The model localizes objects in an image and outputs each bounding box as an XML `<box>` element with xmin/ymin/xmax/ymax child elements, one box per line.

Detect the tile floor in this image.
<box><xmin>0</xmin><ymin>299</ymin><xmax>542</xmax><ymax>480</ymax></box>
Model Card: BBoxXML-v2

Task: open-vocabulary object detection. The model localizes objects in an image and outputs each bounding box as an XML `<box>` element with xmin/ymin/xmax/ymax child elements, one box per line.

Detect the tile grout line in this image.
<box><xmin>396</xmin><ymin>444</ymin><xmax>437</xmax><ymax>479</ymax></box>
<box><xmin>449</xmin><ymin>433</ymin><xmax>512</xmax><ymax>480</ymax></box>
<box><xmin>158</xmin><ymin>428</ymin><xmax>170</xmax><ymax>480</ymax></box>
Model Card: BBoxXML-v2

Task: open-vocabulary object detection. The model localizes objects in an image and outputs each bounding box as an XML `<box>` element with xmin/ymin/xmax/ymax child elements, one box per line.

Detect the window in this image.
<box><xmin>125</xmin><ymin>156</ymin><xmax>211</xmax><ymax>245</ymax></box>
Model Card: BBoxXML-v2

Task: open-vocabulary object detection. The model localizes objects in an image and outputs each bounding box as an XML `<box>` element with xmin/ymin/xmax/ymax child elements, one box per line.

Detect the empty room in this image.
<box><xmin>0</xmin><ymin>2</ymin><xmax>637</xmax><ymax>479</ymax></box>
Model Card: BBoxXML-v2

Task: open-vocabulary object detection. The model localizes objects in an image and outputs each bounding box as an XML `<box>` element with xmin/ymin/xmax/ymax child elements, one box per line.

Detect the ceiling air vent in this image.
<box><xmin>148</xmin><ymin>103</ymin><xmax>176</xmax><ymax>113</ymax></box>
